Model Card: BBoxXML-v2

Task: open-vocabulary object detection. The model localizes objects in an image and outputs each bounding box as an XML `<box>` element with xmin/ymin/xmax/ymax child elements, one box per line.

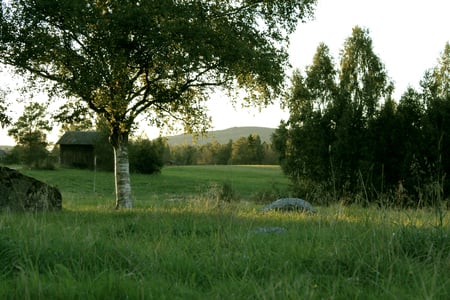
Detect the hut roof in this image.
<box><xmin>57</xmin><ymin>131</ymin><xmax>102</xmax><ymax>145</ymax></box>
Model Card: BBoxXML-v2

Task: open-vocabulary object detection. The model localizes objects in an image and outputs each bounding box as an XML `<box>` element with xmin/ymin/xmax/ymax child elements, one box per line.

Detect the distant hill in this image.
<box><xmin>165</xmin><ymin>126</ymin><xmax>276</xmax><ymax>146</ymax></box>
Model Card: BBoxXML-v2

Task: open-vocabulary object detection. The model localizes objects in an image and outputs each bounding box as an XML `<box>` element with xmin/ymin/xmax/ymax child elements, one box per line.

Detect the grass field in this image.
<box><xmin>1</xmin><ymin>166</ymin><xmax>449</xmax><ymax>299</ymax></box>
<box><xmin>20</xmin><ymin>165</ymin><xmax>290</xmax><ymax>209</ymax></box>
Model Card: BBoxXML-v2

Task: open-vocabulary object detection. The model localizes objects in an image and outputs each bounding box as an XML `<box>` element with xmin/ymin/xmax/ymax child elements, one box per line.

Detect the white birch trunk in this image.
<box><xmin>114</xmin><ymin>141</ymin><xmax>133</xmax><ymax>209</ymax></box>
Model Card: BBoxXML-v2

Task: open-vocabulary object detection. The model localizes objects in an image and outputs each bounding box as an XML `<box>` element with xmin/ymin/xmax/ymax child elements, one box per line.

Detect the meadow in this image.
<box><xmin>0</xmin><ymin>165</ymin><xmax>449</xmax><ymax>299</ymax></box>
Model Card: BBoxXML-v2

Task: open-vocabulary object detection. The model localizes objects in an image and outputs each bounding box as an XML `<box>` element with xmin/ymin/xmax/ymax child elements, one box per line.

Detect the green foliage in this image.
<box><xmin>7</xmin><ymin>102</ymin><xmax>52</xmax><ymax>142</ymax></box>
<box><xmin>274</xmin><ymin>30</ymin><xmax>450</xmax><ymax>207</ymax></box>
<box><xmin>7</xmin><ymin>102</ymin><xmax>52</xmax><ymax>168</ymax></box>
<box><xmin>54</xmin><ymin>101</ymin><xmax>96</xmax><ymax>132</ymax></box>
<box><xmin>200</xmin><ymin>181</ymin><xmax>239</xmax><ymax>203</ymax></box>
<box><xmin>170</xmin><ymin>144</ymin><xmax>199</xmax><ymax>165</ymax></box>
<box><xmin>170</xmin><ymin>134</ymin><xmax>277</xmax><ymax>165</ymax></box>
<box><xmin>168</xmin><ymin>134</ymin><xmax>275</xmax><ymax>165</ymax></box>
<box><xmin>250</xmin><ymin>181</ymin><xmax>286</xmax><ymax>204</ymax></box>
<box><xmin>231</xmin><ymin>134</ymin><xmax>265</xmax><ymax>164</ymax></box>
<box><xmin>339</xmin><ymin>27</ymin><xmax>392</xmax><ymax>119</ymax></box>
<box><xmin>128</xmin><ymin>137</ymin><xmax>167</xmax><ymax>174</ymax></box>
<box><xmin>198</xmin><ymin>140</ymin><xmax>232</xmax><ymax>165</ymax></box>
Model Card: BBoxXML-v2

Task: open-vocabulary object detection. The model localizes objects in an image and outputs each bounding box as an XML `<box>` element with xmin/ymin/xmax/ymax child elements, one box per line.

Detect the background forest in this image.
<box><xmin>272</xmin><ymin>27</ymin><xmax>450</xmax><ymax>207</ymax></box>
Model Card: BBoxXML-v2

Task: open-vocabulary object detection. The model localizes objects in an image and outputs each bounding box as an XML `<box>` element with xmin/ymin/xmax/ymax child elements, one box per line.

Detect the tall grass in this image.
<box><xmin>0</xmin><ymin>166</ymin><xmax>449</xmax><ymax>299</ymax></box>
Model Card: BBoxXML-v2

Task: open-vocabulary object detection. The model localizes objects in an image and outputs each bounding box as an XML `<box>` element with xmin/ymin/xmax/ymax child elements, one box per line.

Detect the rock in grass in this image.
<box><xmin>0</xmin><ymin>166</ymin><xmax>62</xmax><ymax>211</ymax></box>
<box><xmin>261</xmin><ymin>198</ymin><xmax>316</xmax><ymax>213</ymax></box>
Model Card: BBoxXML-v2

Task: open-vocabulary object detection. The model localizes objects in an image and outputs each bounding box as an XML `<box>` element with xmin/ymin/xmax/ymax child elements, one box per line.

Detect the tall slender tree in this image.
<box><xmin>339</xmin><ymin>26</ymin><xmax>392</xmax><ymax>119</ymax></box>
<box><xmin>1</xmin><ymin>0</ymin><xmax>316</xmax><ymax>208</ymax></box>
<box><xmin>332</xmin><ymin>26</ymin><xmax>393</xmax><ymax>191</ymax></box>
<box><xmin>273</xmin><ymin>43</ymin><xmax>337</xmax><ymax>188</ymax></box>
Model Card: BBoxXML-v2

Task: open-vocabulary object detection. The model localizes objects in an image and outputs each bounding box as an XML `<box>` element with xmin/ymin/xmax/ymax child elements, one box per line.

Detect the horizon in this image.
<box><xmin>0</xmin><ymin>125</ymin><xmax>278</xmax><ymax>147</ymax></box>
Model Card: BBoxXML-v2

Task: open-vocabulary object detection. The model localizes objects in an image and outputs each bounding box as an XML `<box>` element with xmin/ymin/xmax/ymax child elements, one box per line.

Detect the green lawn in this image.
<box><xmin>1</xmin><ymin>166</ymin><xmax>449</xmax><ymax>299</ymax></box>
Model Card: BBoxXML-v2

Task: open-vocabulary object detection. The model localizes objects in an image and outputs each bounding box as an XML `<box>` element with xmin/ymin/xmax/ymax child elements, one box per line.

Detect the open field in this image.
<box><xmin>1</xmin><ymin>166</ymin><xmax>449</xmax><ymax>299</ymax></box>
<box><xmin>20</xmin><ymin>165</ymin><xmax>290</xmax><ymax>209</ymax></box>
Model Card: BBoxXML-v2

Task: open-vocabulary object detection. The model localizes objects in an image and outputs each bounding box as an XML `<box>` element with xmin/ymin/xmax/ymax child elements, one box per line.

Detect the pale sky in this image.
<box><xmin>209</xmin><ymin>0</ymin><xmax>450</xmax><ymax>133</ymax></box>
<box><xmin>1</xmin><ymin>0</ymin><xmax>449</xmax><ymax>145</ymax></box>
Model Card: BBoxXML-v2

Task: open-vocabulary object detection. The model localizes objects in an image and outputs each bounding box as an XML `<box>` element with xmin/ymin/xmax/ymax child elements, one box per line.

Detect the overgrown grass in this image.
<box><xmin>1</xmin><ymin>166</ymin><xmax>449</xmax><ymax>299</ymax></box>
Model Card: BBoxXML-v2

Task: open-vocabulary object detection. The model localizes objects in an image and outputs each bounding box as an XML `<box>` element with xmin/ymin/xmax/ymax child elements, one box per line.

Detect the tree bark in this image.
<box><xmin>111</xmin><ymin>132</ymin><xmax>133</xmax><ymax>209</ymax></box>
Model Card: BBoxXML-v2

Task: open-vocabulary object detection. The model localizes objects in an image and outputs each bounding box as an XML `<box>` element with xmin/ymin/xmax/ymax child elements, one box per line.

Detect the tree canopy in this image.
<box><xmin>274</xmin><ymin>34</ymin><xmax>450</xmax><ymax>207</ymax></box>
<box><xmin>0</xmin><ymin>0</ymin><xmax>317</xmax><ymax>208</ymax></box>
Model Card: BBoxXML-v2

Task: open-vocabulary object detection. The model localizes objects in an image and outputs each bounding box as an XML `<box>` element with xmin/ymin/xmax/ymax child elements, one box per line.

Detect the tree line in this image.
<box><xmin>69</xmin><ymin>131</ymin><xmax>278</xmax><ymax>170</ymax></box>
<box><xmin>272</xmin><ymin>27</ymin><xmax>450</xmax><ymax>207</ymax></box>
<box><xmin>169</xmin><ymin>134</ymin><xmax>277</xmax><ymax>165</ymax></box>
<box><xmin>2</xmin><ymin>105</ymin><xmax>277</xmax><ymax>170</ymax></box>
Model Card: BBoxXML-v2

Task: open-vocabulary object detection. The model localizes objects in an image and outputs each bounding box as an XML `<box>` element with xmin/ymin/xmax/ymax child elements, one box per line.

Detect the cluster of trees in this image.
<box><xmin>0</xmin><ymin>99</ymin><xmax>166</xmax><ymax>173</ymax></box>
<box><xmin>4</xmin><ymin>102</ymin><xmax>54</xmax><ymax>168</ymax></box>
<box><xmin>169</xmin><ymin>134</ymin><xmax>277</xmax><ymax>165</ymax></box>
<box><xmin>273</xmin><ymin>27</ymin><xmax>450</xmax><ymax>207</ymax></box>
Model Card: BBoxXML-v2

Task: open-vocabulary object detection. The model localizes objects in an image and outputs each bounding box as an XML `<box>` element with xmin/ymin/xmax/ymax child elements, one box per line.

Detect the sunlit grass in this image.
<box><xmin>21</xmin><ymin>165</ymin><xmax>290</xmax><ymax>207</ymax></box>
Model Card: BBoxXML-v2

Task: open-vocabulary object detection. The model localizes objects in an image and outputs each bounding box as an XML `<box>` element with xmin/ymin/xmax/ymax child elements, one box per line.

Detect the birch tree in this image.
<box><xmin>0</xmin><ymin>0</ymin><xmax>316</xmax><ymax>208</ymax></box>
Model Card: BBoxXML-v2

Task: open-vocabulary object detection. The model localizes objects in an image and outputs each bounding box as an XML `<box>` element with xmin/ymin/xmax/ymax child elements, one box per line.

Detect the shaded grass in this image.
<box><xmin>0</xmin><ymin>166</ymin><xmax>449</xmax><ymax>299</ymax></box>
<box><xmin>0</xmin><ymin>204</ymin><xmax>449</xmax><ymax>299</ymax></box>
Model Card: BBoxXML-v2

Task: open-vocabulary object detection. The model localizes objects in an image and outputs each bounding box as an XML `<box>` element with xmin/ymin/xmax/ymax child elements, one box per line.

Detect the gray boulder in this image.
<box><xmin>0</xmin><ymin>167</ymin><xmax>62</xmax><ymax>211</ymax></box>
<box><xmin>261</xmin><ymin>198</ymin><xmax>316</xmax><ymax>213</ymax></box>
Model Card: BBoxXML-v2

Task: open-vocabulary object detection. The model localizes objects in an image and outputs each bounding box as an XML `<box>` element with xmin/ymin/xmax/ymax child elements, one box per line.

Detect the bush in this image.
<box><xmin>129</xmin><ymin>138</ymin><xmax>166</xmax><ymax>174</ymax></box>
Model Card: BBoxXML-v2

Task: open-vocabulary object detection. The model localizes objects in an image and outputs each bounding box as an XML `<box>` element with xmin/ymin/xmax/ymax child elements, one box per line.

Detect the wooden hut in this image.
<box><xmin>57</xmin><ymin>131</ymin><xmax>101</xmax><ymax>169</ymax></box>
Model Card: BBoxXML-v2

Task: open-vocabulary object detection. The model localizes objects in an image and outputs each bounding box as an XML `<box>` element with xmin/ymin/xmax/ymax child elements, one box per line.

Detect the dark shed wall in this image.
<box><xmin>60</xmin><ymin>144</ymin><xmax>95</xmax><ymax>169</ymax></box>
